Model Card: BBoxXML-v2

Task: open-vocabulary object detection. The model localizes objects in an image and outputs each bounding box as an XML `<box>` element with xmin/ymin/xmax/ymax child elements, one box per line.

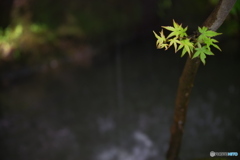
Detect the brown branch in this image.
<box><xmin>166</xmin><ymin>1</ymin><xmax>237</xmax><ymax>160</ymax></box>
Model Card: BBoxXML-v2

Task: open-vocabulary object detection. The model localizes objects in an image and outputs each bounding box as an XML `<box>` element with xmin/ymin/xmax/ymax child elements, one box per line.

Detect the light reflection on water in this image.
<box><xmin>95</xmin><ymin>131</ymin><xmax>157</xmax><ymax>160</ymax></box>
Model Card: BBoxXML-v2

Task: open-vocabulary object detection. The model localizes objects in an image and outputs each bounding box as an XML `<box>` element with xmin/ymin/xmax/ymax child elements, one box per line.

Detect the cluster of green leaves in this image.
<box><xmin>0</xmin><ymin>23</ymin><xmax>56</xmax><ymax>59</ymax></box>
<box><xmin>30</xmin><ymin>24</ymin><xmax>48</xmax><ymax>33</ymax></box>
<box><xmin>0</xmin><ymin>25</ymin><xmax>23</xmax><ymax>43</ymax></box>
<box><xmin>153</xmin><ymin>20</ymin><xmax>222</xmax><ymax>65</ymax></box>
<box><xmin>0</xmin><ymin>25</ymin><xmax>23</xmax><ymax>57</ymax></box>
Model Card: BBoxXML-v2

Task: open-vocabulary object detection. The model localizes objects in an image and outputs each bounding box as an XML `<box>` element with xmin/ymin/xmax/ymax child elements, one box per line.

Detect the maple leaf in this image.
<box><xmin>153</xmin><ymin>30</ymin><xmax>168</xmax><ymax>49</ymax></box>
<box><xmin>168</xmin><ymin>38</ymin><xmax>181</xmax><ymax>53</ymax></box>
<box><xmin>177</xmin><ymin>38</ymin><xmax>194</xmax><ymax>57</ymax></box>
<box><xmin>192</xmin><ymin>46</ymin><xmax>214</xmax><ymax>65</ymax></box>
<box><xmin>203</xmin><ymin>37</ymin><xmax>221</xmax><ymax>51</ymax></box>
<box><xmin>162</xmin><ymin>20</ymin><xmax>188</xmax><ymax>38</ymax></box>
<box><xmin>198</xmin><ymin>26</ymin><xmax>222</xmax><ymax>37</ymax></box>
<box><xmin>197</xmin><ymin>26</ymin><xmax>222</xmax><ymax>42</ymax></box>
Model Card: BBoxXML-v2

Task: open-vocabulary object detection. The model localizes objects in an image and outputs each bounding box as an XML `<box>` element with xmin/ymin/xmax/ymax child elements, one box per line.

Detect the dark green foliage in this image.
<box><xmin>30</xmin><ymin>0</ymin><xmax>142</xmax><ymax>36</ymax></box>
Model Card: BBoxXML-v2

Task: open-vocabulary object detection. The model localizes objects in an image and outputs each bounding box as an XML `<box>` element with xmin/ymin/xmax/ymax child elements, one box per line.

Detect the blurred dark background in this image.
<box><xmin>0</xmin><ymin>0</ymin><xmax>240</xmax><ymax>160</ymax></box>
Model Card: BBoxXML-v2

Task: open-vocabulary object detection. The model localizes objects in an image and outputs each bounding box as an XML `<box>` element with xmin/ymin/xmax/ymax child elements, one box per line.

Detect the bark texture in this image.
<box><xmin>166</xmin><ymin>1</ymin><xmax>237</xmax><ymax>160</ymax></box>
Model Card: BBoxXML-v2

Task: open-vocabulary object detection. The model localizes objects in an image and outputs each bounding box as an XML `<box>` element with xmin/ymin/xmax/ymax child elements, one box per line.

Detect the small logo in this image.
<box><xmin>210</xmin><ymin>151</ymin><xmax>238</xmax><ymax>157</ymax></box>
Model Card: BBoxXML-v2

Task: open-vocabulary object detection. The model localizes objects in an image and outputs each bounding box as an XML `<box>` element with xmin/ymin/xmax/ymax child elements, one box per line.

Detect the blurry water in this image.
<box><xmin>0</xmin><ymin>42</ymin><xmax>240</xmax><ymax>160</ymax></box>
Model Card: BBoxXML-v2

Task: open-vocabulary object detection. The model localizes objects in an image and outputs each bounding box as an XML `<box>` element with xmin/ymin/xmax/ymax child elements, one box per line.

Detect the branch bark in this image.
<box><xmin>166</xmin><ymin>1</ymin><xmax>237</xmax><ymax>160</ymax></box>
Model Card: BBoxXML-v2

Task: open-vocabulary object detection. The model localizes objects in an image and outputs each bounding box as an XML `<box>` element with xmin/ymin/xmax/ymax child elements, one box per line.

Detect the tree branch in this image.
<box><xmin>166</xmin><ymin>1</ymin><xmax>237</xmax><ymax>160</ymax></box>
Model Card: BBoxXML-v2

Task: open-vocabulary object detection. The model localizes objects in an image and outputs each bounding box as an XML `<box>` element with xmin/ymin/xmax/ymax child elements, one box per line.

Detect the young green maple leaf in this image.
<box><xmin>197</xmin><ymin>26</ymin><xmax>222</xmax><ymax>42</ymax></box>
<box><xmin>192</xmin><ymin>46</ymin><xmax>214</xmax><ymax>65</ymax></box>
<box><xmin>198</xmin><ymin>26</ymin><xmax>222</xmax><ymax>37</ymax></box>
<box><xmin>153</xmin><ymin>30</ymin><xmax>168</xmax><ymax>50</ymax></box>
<box><xmin>177</xmin><ymin>38</ymin><xmax>194</xmax><ymax>57</ymax></box>
<box><xmin>162</xmin><ymin>20</ymin><xmax>188</xmax><ymax>38</ymax></box>
<box><xmin>168</xmin><ymin>38</ymin><xmax>181</xmax><ymax>53</ymax></box>
<box><xmin>203</xmin><ymin>37</ymin><xmax>221</xmax><ymax>51</ymax></box>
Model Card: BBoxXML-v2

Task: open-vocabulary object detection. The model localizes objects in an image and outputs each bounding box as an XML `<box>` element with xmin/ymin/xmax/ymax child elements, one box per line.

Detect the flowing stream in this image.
<box><xmin>0</xmin><ymin>41</ymin><xmax>240</xmax><ymax>160</ymax></box>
